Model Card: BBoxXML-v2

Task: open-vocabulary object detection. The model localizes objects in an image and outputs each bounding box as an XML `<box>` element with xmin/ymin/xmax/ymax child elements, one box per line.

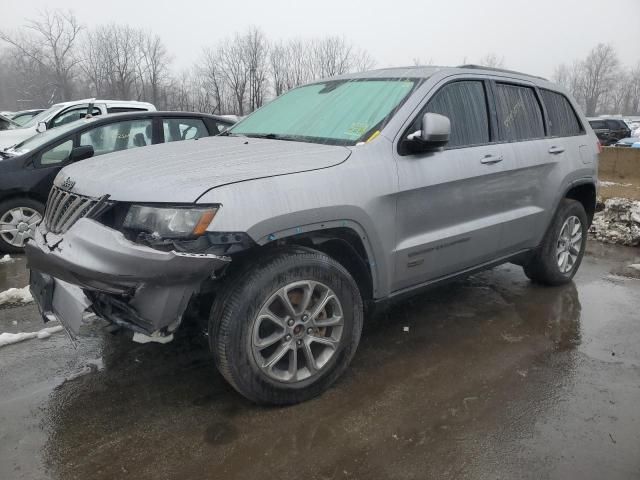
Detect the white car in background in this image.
<box><xmin>0</xmin><ymin>99</ymin><xmax>155</xmax><ymax>150</ymax></box>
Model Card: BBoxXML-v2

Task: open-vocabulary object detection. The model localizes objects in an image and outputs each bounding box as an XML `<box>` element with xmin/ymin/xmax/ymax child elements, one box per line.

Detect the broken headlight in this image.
<box><xmin>123</xmin><ymin>205</ymin><xmax>218</xmax><ymax>239</ymax></box>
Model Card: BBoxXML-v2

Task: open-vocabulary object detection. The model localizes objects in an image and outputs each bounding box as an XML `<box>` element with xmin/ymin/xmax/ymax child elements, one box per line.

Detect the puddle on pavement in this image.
<box><xmin>0</xmin><ymin>243</ymin><xmax>638</xmax><ymax>479</ymax></box>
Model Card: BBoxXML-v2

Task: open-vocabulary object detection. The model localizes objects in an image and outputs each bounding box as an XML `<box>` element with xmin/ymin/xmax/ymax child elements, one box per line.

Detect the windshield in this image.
<box><xmin>230</xmin><ymin>78</ymin><xmax>418</xmax><ymax>145</ymax></box>
<box><xmin>15</xmin><ymin>104</ymin><xmax>61</xmax><ymax>129</ymax></box>
<box><xmin>6</xmin><ymin>117</ymin><xmax>94</xmax><ymax>155</ymax></box>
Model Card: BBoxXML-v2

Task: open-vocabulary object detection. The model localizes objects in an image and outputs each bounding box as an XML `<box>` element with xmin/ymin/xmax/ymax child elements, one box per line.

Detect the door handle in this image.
<box><xmin>480</xmin><ymin>154</ymin><xmax>503</xmax><ymax>164</ymax></box>
<box><xmin>548</xmin><ymin>146</ymin><xmax>565</xmax><ymax>155</ymax></box>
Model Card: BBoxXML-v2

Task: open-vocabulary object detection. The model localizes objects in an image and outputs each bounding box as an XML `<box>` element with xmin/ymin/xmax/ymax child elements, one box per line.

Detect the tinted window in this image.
<box><xmin>40</xmin><ymin>139</ymin><xmax>73</xmax><ymax>165</ymax></box>
<box><xmin>606</xmin><ymin>120</ymin><xmax>627</xmax><ymax>130</ymax></box>
<box><xmin>80</xmin><ymin>119</ymin><xmax>153</xmax><ymax>156</ymax></box>
<box><xmin>495</xmin><ymin>84</ymin><xmax>544</xmax><ymax>141</ymax></box>
<box><xmin>162</xmin><ymin>118</ymin><xmax>208</xmax><ymax>142</ymax></box>
<box><xmin>425</xmin><ymin>81</ymin><xmax>490</xmax><ymax>148</ymax></box>
<box><xmin>51</xmin><ymin>107</ymin><xmax>101</xmax><ymax>128</ymax></box>
<box><xmin>590</xmin><ymin>120</ymin><xmax>607</xmax><ymax>129</ymax></box>
<box><xmin>541</xmin><ymin>90</ymin><xmax>583</xmax><ymax>137</ymax></box>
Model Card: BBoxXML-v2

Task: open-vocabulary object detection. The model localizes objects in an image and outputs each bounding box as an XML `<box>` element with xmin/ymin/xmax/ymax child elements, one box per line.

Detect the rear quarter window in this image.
<box><xmin>540</xmin><ymin>90</ymin><xmax>584</xmax><ymax>137</ymax></box>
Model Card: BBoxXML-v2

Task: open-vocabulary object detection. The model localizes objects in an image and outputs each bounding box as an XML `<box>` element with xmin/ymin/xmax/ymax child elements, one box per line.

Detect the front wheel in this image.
<box><xmin>523</xmin><ymin>199</ymin><xmax>588</xmax><ymax>286</ymax></box>
<box><xmin>209</xmin><ymin>247</ymin><xmax>363</xmax><ymax>405</ymax></box>
<box><xmin>0</xmin><ymin>198</ymin><xmax>44</xmax><ymax>253</ymax></box>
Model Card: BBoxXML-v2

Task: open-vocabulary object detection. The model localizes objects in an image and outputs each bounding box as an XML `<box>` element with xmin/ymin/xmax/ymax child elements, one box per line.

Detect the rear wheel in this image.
<box><xmin>524</xmin><ymin>199</ymin><xmax>587</xmax><ymax>286</ymax></box>
<box><xmin>209</xmin><ymin>247</ymin><xmax>363</xmax><ymax>405</ymax></box>
<box><xmin>0</xmin><ymin>198</ymin><xmax>44</xmax><ymax>253</ymax></box>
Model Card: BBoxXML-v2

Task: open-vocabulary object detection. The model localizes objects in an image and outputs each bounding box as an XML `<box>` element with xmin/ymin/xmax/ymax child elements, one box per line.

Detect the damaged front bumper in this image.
<box><xmin>25</xmin><ymin>218</ymin><xmax>230</xmax><ymax>340</ymax></box>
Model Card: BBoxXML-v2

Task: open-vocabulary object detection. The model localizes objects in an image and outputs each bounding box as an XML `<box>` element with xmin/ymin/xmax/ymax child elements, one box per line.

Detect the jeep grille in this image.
<box><xmin>44</xmin><ymin>186</ymin><xmax>102</xmax><ymax>234</ymax></box>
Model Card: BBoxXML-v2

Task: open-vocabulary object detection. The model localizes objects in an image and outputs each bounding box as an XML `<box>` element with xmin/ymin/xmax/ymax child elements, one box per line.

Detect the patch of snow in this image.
<box><xmin>630</xmin><ymin>264</ymin><xmax>640</xmax><ymax>271</ymax></box>
<box><xmin>132</xmin><ymin>331</ymin><xmax>174</xmax><ymax>344</ymax></box>
<box><xmin>0</xmin><ymin>325</ymin><xmax>63</xmax><ymax>348</ymax></box>
<box><xmin>0</xmin><ymin>254</ymin><xmax>13</xmax><ymax>264</ymax></box>
<box><xmin>0</xmin><ymin>286</ymin><xmax>33</xmax><ymax>305</ymax></box>
<box><xmin>590</xmin><ymin>197</ymin><xmax>640</xmax><ymax>246</ymax></box>
<box><xmin>599</xmin><ymin>180</ymin><xmax>632</xmax><ymax>187</ymax></box>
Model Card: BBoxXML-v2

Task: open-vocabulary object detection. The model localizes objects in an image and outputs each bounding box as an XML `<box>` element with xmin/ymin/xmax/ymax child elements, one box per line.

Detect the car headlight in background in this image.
<box><xmin>123</xmin><ymin>205</ymin><xmax>218</xmax><ymax>239</ymax></box>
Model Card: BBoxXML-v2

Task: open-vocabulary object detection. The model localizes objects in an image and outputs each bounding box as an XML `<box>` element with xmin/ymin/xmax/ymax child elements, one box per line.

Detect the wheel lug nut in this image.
<box><xmin>287</xmin><ymin>319</ymin><xmax>295</xmax><ymax>326</ymax></box>
<box><xmin>296</xmin><ymin>339</ymin><xmax>302</xmax><ymax>346</ymax></box>
<box><xmin>285</xmin><ymin>334</ymin><xmax>292</xmax><ymax>341</ymax></box>
<box><xmin>307</xmin><ymin>327</ymin><xmax>313</xmax><ymax>334</ymax></box>
<box><xmin>302</xmin><ymin>314</ymin><xmax>309</xmax><ymax>322</ymax></box>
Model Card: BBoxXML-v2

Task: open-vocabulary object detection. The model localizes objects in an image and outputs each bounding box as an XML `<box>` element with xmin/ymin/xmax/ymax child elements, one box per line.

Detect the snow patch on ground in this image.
<box><xmin>0</xmin><ymin>325</ymin><xmax>63</xmax><ymax>348</ymax></box>
<box><xmin>590</xmin><ymin>198</ymin><xmax>640</xmax><ymax>246</ymax></box>
<box><xmin>0</xmin><ymin>286</ymin><xmax>33</xmax><ymax>305</ymax></box>
<box><xmin>630</xmin><ymin>264</ymin><xmax>640</xmax><ymax>271</ymax></box>
<box><xmin>0</xmin><ymin>254</ymin><xmax>13</xmax><ymax>264</ymax></box>
<box><xmin>599</xmin><ymin>180</ymin><xmax>632</xmax><ymax>188</ymax></box>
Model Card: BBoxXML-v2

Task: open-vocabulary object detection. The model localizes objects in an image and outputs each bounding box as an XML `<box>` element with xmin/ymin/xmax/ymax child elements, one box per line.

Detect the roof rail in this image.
<box><xmin>457</xmin><ymin>64</ymin><xmax>548</xmax><ymax>81</ymax></box>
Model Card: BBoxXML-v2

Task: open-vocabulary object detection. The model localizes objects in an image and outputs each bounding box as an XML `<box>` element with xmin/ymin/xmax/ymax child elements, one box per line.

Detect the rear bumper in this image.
<box><xmin>26</xmin><ymin>218</ymin><xmax>230</xmax><ymax>337</ymax></box>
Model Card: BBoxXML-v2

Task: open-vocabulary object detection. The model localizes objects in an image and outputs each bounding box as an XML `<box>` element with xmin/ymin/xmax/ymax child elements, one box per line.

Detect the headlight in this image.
<box><xmin>123</xmin><ymin>205</ymin><xmax>218</xmax><ymax>239</ymax></box>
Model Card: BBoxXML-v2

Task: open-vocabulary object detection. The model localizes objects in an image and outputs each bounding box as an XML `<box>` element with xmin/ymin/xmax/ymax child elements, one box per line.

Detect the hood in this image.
<box><xmin>0</xmin><ymin>126</ymin><xmax>37</xmax><ymax>150</ymax></box>
<box><xmin>56</xmin><ymin>136</ymin><xmax>351</xmax><ymax>203</ymax></box>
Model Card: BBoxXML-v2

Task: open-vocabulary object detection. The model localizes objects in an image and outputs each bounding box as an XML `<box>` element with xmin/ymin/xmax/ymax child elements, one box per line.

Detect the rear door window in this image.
<box><xmin>162</xmin><ymin>118</ymin><xmax>208</xmax><ymax>142</ymax></box>
<box><xmin>79</xmin><ymin>119</ymin><xmax>153</xmax><ymax>156</ymax></box>
<box><xmin>540</xmin><ymin>90</ymin><xmax>583</xmax><ymax>137</ymax></box>
<box><xmin>590</xmin><ymin>120</ymin><xmax>607</xmax><ymax>130</ymax></box>
<box><xmin>424</xmin><ymin>80</ymin><xmax>490</xmax><ymax>148</ymax></box>
<box><xmin>495</xmin><ymin>83</ymin><xmax>545</xmax><ymax>142</ymax></box>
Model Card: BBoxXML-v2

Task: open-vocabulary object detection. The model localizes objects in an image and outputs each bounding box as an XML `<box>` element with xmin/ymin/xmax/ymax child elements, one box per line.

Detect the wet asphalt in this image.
<box><xmin>0</xmin><ymin>243</ymin><xmax>639</xmax><ymax>480</ymax></box>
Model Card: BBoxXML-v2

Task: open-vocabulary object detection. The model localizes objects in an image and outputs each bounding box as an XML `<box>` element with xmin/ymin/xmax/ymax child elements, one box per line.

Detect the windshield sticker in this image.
<box><xmin>366</xmin><ymin>130</ymin><xmax>381</xmax><ymax>143</ymax></box>
<box><xmin>345</xmin><ymin>123</ymin><xmax>369</xmax><ymax>138</ymax></box>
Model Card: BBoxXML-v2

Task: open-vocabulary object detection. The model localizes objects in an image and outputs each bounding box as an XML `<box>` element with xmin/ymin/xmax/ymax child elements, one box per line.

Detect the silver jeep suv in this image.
<box><xmin>26</xmin><ymin>66</ymin><xmax>598</xmax><ymax>405</ymax></box>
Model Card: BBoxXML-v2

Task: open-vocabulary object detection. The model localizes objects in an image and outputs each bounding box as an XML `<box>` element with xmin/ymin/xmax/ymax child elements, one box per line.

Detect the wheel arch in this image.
<box><xmin>564</xmin><ymin>181</ymin><xmax>596</xmax><ymax>226</ymax></box>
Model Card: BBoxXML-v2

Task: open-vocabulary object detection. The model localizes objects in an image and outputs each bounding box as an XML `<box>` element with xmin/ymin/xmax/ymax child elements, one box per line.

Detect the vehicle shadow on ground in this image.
<box><xmin>42</xmin><ymin>266</ymin><xmax>583</xmax><ymax>479</ymax></box>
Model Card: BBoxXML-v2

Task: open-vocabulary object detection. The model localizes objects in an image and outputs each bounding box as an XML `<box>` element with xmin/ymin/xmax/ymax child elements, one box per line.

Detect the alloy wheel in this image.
<box><xmin>251</xmin><ymin>280</ymin><xmax>344</xmax><ymax>383</ymax></box>
<box><xmin>556</xmin><ymin>215</ymin><xmax>583</xmax><ymax>274</ymax></box>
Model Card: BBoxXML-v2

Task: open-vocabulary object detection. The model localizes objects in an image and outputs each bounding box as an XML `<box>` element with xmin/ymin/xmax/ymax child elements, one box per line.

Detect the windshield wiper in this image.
<box><xmin>244</xmin><ymin>133</ymin><xmax>298</xmax><ymax>142</ymax></box>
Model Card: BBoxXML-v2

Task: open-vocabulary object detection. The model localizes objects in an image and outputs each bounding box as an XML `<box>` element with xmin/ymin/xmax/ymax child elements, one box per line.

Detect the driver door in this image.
<box><xmin>392</xmin><ymin>79</ymin><xmax>510</xmax><ymax>292</ymax></box>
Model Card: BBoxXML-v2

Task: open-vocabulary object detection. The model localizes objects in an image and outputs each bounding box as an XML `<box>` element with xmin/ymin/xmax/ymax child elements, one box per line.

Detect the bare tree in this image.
<box><xmin>477</xmin><ymin>53</ymin><xmax>505</xmax><ymax>69</ymax></box>
<box><xmin>580</xmin><ymin>43</ymin><xmax>619</xmax><ymax>116</ymax></box>
<box><xmin>243</xmin><ymin>27</ymin><xmax>269</xmax><ymax>112</ymax></box>
<box><xmin>139</xmin><ymin>32</ymin><xmax>170</xmax><ymax>106</ymax></box>
<box><xmin>0</xmin><ymin>10</ymin><xmax>82</xmax><ymax>101</ymax></box>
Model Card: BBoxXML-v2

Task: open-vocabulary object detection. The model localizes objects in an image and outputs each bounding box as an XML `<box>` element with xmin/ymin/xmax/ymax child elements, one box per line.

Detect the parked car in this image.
<box><xmin>614</xmin><ymin>137</ymin><xmax>640</xmax><ymax>147</ymax></box>
<box><xmin>26</xmin><ymin>66</ymin><xmax>598</xmax><ymax>405</ymax></box>
<box><xmin>588</xmin><ymin>118</ymin><xmax>631</xmax><ymax>146</ymax></box>
<box><xmin>9</xmin><ymin>109</ymin><xmax>45</xmax><ymax>126</ymax></box>
<box><xmin>0</xmin><ymin>114</ymin><xmax>20</xmax><ymax>131</ymax></box>
<box><xmin>0</xmin><ymin>99</ymin><xmax>156</xmax><ymax>150</ymax></box>
<box><xmin>0</xmin><ymin>111</ymin><xmax>233</xmax><ymax>252</ymax></box>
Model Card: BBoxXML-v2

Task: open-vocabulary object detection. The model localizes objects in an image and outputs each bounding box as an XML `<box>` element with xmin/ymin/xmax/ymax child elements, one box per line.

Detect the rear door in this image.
<box><xmin>392</xmin><ymin>78</ymin><xmax>511</xmax><ymax>291</ymax></box>
<box><xmin>489</xmin><ymin>81</ymin><xmax>553</xmax><ymax>253</ymax></box>
<box><xmin>78</xmin><ymin>118</ymin><xmax>154</xmax><ymax>156</ymax></box>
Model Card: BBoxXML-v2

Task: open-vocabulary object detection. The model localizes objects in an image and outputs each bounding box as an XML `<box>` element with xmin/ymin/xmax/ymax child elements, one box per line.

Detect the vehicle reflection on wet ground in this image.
<box><xmin>0</xmin><ymin>242</ymin><xmax>638</xmax><ymax>479</ymax></box>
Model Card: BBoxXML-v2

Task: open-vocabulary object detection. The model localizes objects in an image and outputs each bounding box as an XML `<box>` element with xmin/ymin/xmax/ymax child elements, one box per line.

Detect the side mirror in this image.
<box><xmin>69</xmin><ymin>145</ymin><xmax>94</xmax><ymax>162</ymax></box>
<box><xmin>36</xmin><ymin>121</ymin><xmax>47</xmax><ymax>133</ymax></box>
<box><xmin>407</xmin><ymin>113</ymin><xmax>450</xmax><ymax>150</ymax></box>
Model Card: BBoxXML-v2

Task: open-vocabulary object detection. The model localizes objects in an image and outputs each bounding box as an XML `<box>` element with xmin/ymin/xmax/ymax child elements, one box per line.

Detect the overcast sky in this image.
<box><xmin>3</xmin><ymin>0</ymin><xmax>639</xmax><ymax>78</ymax></box>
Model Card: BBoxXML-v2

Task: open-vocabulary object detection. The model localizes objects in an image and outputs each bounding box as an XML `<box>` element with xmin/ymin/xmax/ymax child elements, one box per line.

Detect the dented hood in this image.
<box><xmin>55</xmin><ymin>136</ymin><xmax>351</xmax><ymax>203</ymax></box>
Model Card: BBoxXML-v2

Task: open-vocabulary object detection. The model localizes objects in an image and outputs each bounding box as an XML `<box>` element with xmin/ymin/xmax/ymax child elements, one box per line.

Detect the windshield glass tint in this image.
<box><xmin>230</xmin><ymin>79</ymin><xmax>417</xmax><ymax>145</ymax></box>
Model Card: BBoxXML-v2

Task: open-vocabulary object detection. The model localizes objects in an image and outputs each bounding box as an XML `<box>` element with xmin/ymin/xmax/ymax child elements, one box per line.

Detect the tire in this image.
<box><xmin>0</xmin><ymin>197</ymin><xmax>44</xmax><ymax>254</ymax></box>
<box><xmin>523</xmin><ymin>199</ymin><xmax>588</xmax><ymax>286</ymax></box>
<box><xmin>209</xmin><ymin>246</ymin><xmax>363</xmax><ymax>405</ymax></box>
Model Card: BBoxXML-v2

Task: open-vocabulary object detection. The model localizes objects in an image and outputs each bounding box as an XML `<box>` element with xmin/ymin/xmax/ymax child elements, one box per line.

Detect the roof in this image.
<box><xmin>57</xmin><ymin>111</ymin><xmax>235</xmax><ymax>129</ymax></box>
<box><xmin>50</xmin><ymin>98</ymin><xmax>156</xmax><ymax>109</ymax></box>
<box><xmin>326</xmin><ymin>65</ymin><xmax>550</xmax><ymax>84</ymax></box>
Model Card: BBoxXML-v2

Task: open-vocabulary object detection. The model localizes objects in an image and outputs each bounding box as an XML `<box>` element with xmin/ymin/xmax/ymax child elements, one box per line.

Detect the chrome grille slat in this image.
<box><xmin>44</xmin><ymin>186</ymin><xmax>99</xmax><ymax>234</ymax></box>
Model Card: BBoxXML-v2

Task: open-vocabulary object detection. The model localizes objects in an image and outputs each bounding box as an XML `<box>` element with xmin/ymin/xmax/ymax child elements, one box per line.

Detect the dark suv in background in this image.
<box><xmin>588</xmin><ymin>118</ymin><xmax>631</xmax><ymax>145</ymax></box>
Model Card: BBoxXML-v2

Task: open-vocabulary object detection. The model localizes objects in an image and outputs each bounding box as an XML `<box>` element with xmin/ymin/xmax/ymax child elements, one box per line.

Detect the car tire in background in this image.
<box><xmin>0</xmin><ymin>197</ymin><xmax>44</xmax><ymax>253</ymax></box>
<box><xmin>209</xmin><ymin>246</ymin><xmax>363</xmax><ymax>405</ymax></box>
<box><xmin>523</xmin><ymin>199</ymin><xmax>588</xmax><ymax>286</ymax></box>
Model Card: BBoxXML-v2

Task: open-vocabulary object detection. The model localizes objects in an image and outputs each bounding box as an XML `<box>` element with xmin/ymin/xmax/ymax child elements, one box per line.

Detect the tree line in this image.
<box><xmin>0</xmin><ymin>10</ymin><xmax>638</xmax><ymax>117</ymax></box>
<box><xmin>0</xmin><ymin>10</ymin><xmax>373</xmax><ymax>114</ymax></box>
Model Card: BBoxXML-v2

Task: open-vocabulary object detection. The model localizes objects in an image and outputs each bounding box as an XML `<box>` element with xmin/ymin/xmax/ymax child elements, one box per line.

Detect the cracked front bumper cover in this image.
<box><xmin>26</xmin><ymin>218</ymin><xmax>230</xmax><ymax>337</ymax></box>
